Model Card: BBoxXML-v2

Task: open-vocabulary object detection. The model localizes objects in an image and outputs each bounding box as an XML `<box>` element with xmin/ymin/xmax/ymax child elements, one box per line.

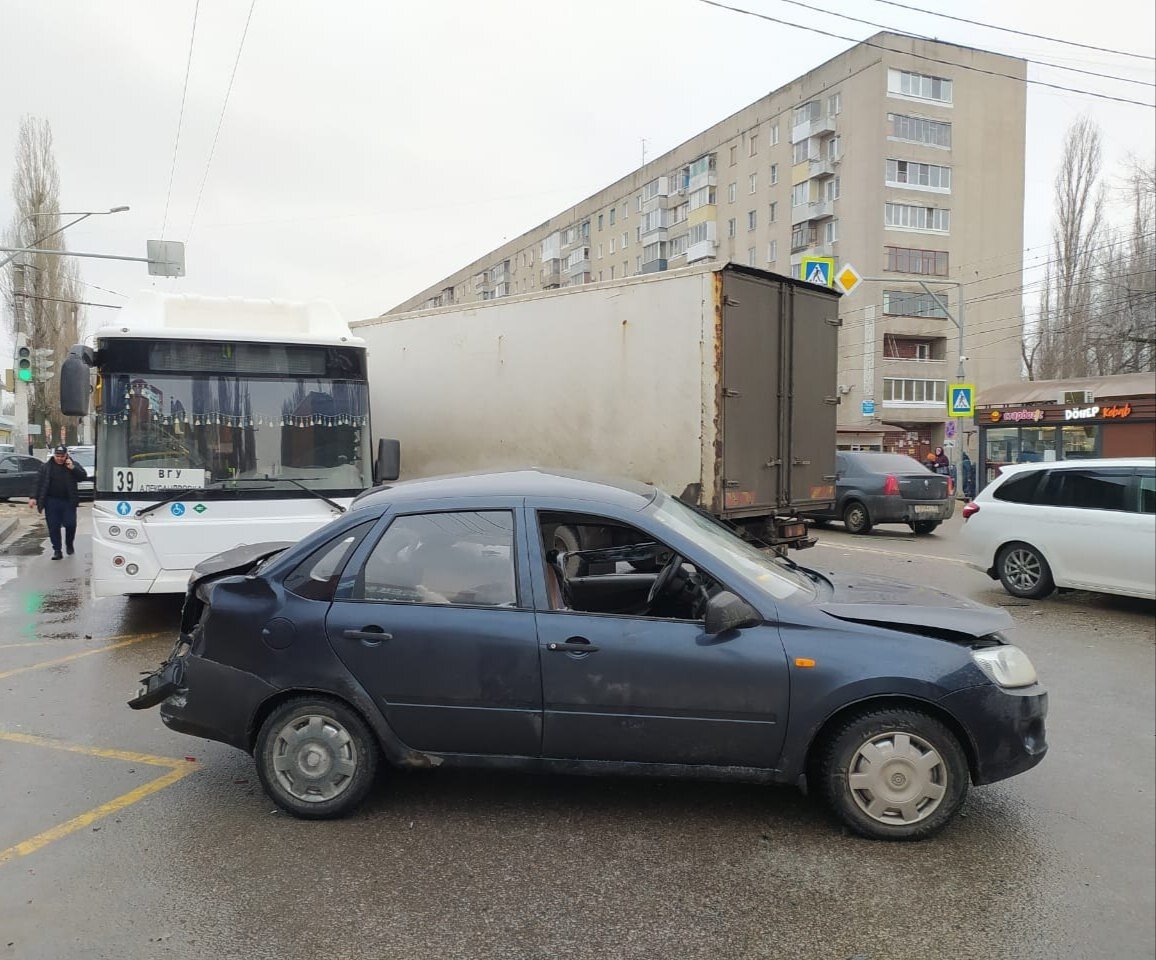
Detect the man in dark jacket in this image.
<box><xmin>30</xmin><ymin>445</ymin><xmax>88</xmax><ymax>560</ymax></box>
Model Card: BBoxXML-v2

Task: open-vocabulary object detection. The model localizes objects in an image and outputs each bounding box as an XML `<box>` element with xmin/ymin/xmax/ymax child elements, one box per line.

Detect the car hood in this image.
<box><xmin>813</xmin><ymin>570</ymin><xmax>1012</xmax><ymax>641</ymax></box>
<box><xmin>179</xmin><ymin>541</ymin><xmax>294</xmax><ymax>635</ymax></box>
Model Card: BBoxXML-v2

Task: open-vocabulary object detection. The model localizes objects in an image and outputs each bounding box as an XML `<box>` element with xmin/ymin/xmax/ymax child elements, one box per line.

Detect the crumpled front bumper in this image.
<box><xmin>128</xmin><ymin>636</ymin><xmax>189</xmax><ymax>710</ymax></box>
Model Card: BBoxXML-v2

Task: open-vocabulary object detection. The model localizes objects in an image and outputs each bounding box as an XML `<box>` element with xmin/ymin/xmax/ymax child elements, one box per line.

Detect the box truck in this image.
<box><xmin>353</xmin><ymin>262</ymin><xmax>840</xmax><ymax>551</ymax></box>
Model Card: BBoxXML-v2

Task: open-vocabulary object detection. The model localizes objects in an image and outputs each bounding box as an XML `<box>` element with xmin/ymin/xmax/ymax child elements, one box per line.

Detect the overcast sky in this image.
<box><xmin>1</xmin><ymin>0</ymin><xmax>1153</xmax><ymax>345</ymax></box>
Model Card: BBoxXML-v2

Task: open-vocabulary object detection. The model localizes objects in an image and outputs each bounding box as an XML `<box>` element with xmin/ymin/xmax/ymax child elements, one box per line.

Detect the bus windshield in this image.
<box><xmin>96</xmin><ymin>373</ymin><xmax>371</xmax><ymax>497</ymax></box>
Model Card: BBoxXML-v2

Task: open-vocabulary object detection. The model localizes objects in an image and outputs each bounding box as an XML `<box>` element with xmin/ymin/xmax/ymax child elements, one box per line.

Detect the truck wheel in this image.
<box><xmin>816</xmin><ymin>707</ymin><xmax>969</xmax><ymax>840</ymax></box>
<box><xmin>909</xmin><ymin>520</ymin><xmax>940</xmax><ymax>535</ymax></box>
<box><xmin>997</xmin><ymin>542</ymin><xmax>1054</xmax><ymax>599</ymax></box>
<box><xmin>255</xmin><ymin>697</ymin><xmax>379</xmax><ymax>819</ymax></box>
<box><xmin>843</xmin><ymin>501</ymin><xmax>872</xmax><ymax>535</ymax></box>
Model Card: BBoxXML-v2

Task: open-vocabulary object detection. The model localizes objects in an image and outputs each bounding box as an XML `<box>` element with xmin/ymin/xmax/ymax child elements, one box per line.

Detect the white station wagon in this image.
<box><xmin>961</xmin><ymin>458</ymin><xmax>1156</xmax><ymax>600</ymax></box>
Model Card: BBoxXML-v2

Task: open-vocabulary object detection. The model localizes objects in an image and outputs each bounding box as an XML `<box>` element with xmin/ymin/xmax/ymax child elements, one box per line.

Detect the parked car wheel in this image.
<box><xmin>817</xmin><ymin>707</ymin><xmax>969</xmax><ymax>841</ymax></box>
<box><xmin>255</xmin><ymin>697</ymin><xmax>379</xmax><ymax>819</ymax></box>
<box><xmin>842</xmin><ymin>501</ymin><xmax>872</xmax><ymax>535</ymax></box>
<box><xmin>909</xmin><ymin>520</ymin><xmax>941</xmax><ymax>536</ymax></box>
<box><xmin>997</xmin><ymin>542</ymin><xmax>1055</xmax><ymax>600</ymax></box>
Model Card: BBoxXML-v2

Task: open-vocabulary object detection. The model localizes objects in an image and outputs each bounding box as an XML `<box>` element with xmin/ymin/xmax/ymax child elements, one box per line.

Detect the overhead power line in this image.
<box><xmin>184</xmin><ymin>0</ymin><xmax>257</xmax><ymax>245</ymax></box>
<box><xmin>867</xmin><ymin>0</ymin><xmax>1156</xmax><ymax>63</ymax></box>
<box><xmin>695</xmin><ymin>0</ymin><xmax>1156</xmax><ymax>108</ymax></box>
<box><xmin>161</xmin><ymin>0</ymin><xmax>201</xmax><ymax>238</ymax></box>
<box><xmin>763</xmin><ymin>0</ymin><xmax>1154</xmax><ymax>88</ymax></box>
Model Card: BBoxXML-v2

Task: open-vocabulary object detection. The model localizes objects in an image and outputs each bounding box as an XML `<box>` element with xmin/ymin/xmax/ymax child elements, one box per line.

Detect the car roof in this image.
<box><xmin>995</xmin><ymin>457</ymin><xmax>1154</xmax><ymax>475</ymax></box>
<box><xmin>352</xmin><ymin>468</ymin><xmax>659</xmax><ymax>511</ymax></box>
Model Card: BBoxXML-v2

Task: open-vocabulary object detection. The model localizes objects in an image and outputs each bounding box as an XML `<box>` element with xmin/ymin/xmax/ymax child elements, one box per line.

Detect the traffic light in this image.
<box><xmin>33</xmin><ymin>347</ymin><xmax>55</xmax><ymax>382</ymax></box>
<box><xmin>14</xmin><ymin>334</ymin><xmax>32</xmax><ymax>382</ymax></box>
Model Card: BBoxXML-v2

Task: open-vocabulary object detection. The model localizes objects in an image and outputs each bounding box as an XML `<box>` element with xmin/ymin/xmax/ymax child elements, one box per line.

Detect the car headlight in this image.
<box><xmin>972</xmin><ymin>645</ymin><xmax>1038</xmax><ymax>688</ymax></box>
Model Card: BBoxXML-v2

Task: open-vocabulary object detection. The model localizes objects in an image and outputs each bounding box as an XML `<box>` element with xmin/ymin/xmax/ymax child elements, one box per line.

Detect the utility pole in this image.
<box><xmin>12</xmin><ymin>262</ymin><xmax>30</xmax><ymax>453</ymax></box>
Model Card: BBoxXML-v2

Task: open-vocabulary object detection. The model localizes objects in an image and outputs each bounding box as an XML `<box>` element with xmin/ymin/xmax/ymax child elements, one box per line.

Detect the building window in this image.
<box><xmin>791</xmin><ymin>182</ymin><xmax>809</xmax><ymax>207</ymax></box>
<box><xmin>770</xmin><ymin>163</ymin><xmax>779</xmax><ymax>185</ymax></box>
<box><xmin>598</xmin><ymin>271</ymin><xmax>603</xmax><ymax>282</ymax></box>
<box><xmin>609</xmin><ymin>208</ymin><xmax>616</xmax><ymax>226</ymax></box>
<box><xmin>597</xmin><ymin>243</ymin><xmax>603</xmax><ymax>259</ymax></box>
<box><xmin>791</xmin><ymin>223</ymin><xmax>816</xmax><ymax>251</ymax></box>
<box><xmin>727</xmin><ymin>218</ymin><xmax>736</xmax><ymax>238</ymax></box>
<box><xmin>888</xmin><ymin>68</ymin><xmax>953</xmax><ymax>104</ymax></box>
<box><xmin>730</xmin><ymin>144</ymin><xmax>738</xmax><ymax>165</ymax></box>
<box><xmin>771</xmin><ymin>122</ymin><xmax>780</xmax><ymax>146</ymax></box>
<box><xmin>883</xmin><ymin>290</ymin><xmax>950</xmax><ymax>319</ymax></box>
<box><xmin>748</xmin><ymin>210</ymin><xmax>757</xmax><ymax>231</ymax></box>
<box><xmin>671</xmin><ymin>202</ymin><xmax>688</xmax><ymax>225</ymax></box>
<box><xmin>793</xmin><ymin>141</ymin><xmax>810</xmax><ymax>165</ymax></box>
<box><xmin>689</xmin><ymin>186</ymin><xmax>716</xmax><ymax>211</ymax></box>
<box><xmin>825</xmin><ymin>219</ymin><xmax>839</xmax><ymax>243</ymax></box>
<box><xmin>748</xmin><ymin>246</ymin><xmax>757</xmax><ymax>266</ymax></box>
<box><xmin>749</xmin><ymin>128</ymin><xmax>759</xmax><ymax>156</ymax></box>
<box><xmin>883</xmin><ymin>338</ymin><xmax>938</xmax><ymax>360</ymax></box>
<box><xmin>888</xmin><ymin>113</ymin><xmax>952</xmax><ymax>149</ymax></box>
<box><xmin>728</xmin><ymin>182</ymin><xmax>737</xmax><ymax>203</ymax></box>
<box><xmin>885</xmin><ymin>202</ymin><xmax>950</xmax><ymax>233</ymax></box>
<box><xmin>828</xmin><ymin>135</ymin><xmax>841</xmax><ymax>160</ymax></box>
<box><xmin>883</xmin><ymin>378</ymin><xmax>947</xmax><ymax>405</ymax></box>
<box><xmin>622</xmin><ymin>231</ymin><xmax>628</xmax><ymax>248</ymax></box>
<box><xmin>793</xmin><ymin>100</ymin><xmax>821</xmax><ymax>126</ymax></box>
<box><xmin>749</xmin><ymin>173</ymin><xmax>757</xmax><ymax>194</ymax></box>
<box><xmin>884</xmin><ymin>245</ymin><xmax>949</xmax><ymax>276</ymax></box>
<box><xmin>636</xmin><ymin>256</ymin><xmax>642</xmax><ymax>272</ymax></box>
<box><xmin>610</xmin><ymin>266</ymin><xmax>616</xmax><ymax>279</ymax></box>
<box><xmin>609</xmin><ymin>238</ymin><xmax>616</xmax><ymax>254</ymax></box>
<box><xmin>826</xmin><ymin>177</ymin><xmax>840</xmax><ymax>201</ymax></box>
<box><xmin>670</xmin><ymin>233</ymin><xmax>689</xmax><ymax>258</ymax></box>
<box><xmin>688</xmin><ymin>221</ymin><xmax>714</xmax><ymax>245</ymax></box>
<box><xmin>768</xmin><ymin>239</ymin><xmax>778</xmax><ymax>262</ymax></box>
<box><xmin>886</xmin><ymin>159</ymin><xmax>952</xmax><ymax>192</ymax></box>
<box><xmin>598</xmin><ymin>214</ymin><xmax>604</xmax><ymax>231</ymax></box>
<box><xmin>828</xmin><ymin>92</ymin><xmax>842</xmax><ymax>116</ymax></box>
<box><xmin>622</xmin><ymin>204</ymin><xmax>628</xmax><ymax>220</ymax></box>
<box><xmin>769</xmin><ymin>201</ymin><xmax>778</xmax><ymax>223</ymax></box>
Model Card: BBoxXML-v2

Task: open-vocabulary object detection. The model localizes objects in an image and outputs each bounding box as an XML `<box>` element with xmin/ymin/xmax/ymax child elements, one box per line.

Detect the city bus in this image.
<box><xmin>60</xmin><ymin>291</ymin><xmax>386</xmax><ymax>597</ymax></box>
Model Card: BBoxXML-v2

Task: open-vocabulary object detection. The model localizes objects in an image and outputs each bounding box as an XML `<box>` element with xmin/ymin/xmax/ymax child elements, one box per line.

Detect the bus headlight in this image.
<box><xmin>126</xmin><ymin>563</ymin><xmax>139</xmax><ymax>576</ymax></box>
<box><xmin>125</xmin><ymin>528</ymin><xmax>138</xmax><ymax>540</ymax></box>
<box><xmin>108</xmin><ymin>526</ymin><xmax>121</xmax><ymax>537</ymax></box>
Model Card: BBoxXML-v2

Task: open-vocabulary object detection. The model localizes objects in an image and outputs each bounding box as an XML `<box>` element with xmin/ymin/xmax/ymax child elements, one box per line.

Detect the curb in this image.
<box><xmin>0</xmin><ymin>516</ymin><xmax>18</xmax><ymax>547</ymax></box>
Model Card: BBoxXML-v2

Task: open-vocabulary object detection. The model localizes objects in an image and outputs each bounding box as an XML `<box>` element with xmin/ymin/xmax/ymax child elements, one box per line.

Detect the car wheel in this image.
<box><xmin>997</xmin><ymin>542</ymin><xmax>1054</xmax><ymax>599</ymax></box>
<box><xmin>255</xmin><ymin>697</ymin><xmax>379</xmax><ymax>819</ymax></box>
<box><xmin>817</xmin><ymin>707</ymin><xmax>969</xmax><ymax>841</ymax></box>
<box><xmin>909</xmin><ymin>520</ymin><xmax>940</xmax><ymax>535</ymax></box>
<box><xmin>842</xmin><ymin>501</ymin><xmax>872</xmax><ymax>535</ymax></box>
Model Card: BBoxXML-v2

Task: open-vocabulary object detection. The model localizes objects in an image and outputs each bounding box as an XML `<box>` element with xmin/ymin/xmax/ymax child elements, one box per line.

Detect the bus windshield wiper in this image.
<box><xmin>135</xmin><ymin>476</ymin><xmax>346</xmax><ymax>518</ymax></box>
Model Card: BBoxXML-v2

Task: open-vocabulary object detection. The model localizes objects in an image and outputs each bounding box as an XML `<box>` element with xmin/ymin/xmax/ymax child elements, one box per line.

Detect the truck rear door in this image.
<box><xmin>785</xmin><ymin>283</ymin><xmax>839</xmax><ymax>510</ymax></box>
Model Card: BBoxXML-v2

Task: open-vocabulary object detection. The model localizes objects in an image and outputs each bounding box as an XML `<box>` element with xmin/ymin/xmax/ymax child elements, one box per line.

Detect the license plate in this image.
<box><xmin>914</xmin><ymin>504</ymin><xmax>940</xmax><ymax>515</ymax></box>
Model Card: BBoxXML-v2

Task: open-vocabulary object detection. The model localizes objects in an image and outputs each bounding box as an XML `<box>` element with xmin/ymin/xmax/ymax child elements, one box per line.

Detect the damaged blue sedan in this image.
<box><xmin>131</xmin><ymin>470</ymin><xmax>1047</xmax><ymax>840</ymax></box>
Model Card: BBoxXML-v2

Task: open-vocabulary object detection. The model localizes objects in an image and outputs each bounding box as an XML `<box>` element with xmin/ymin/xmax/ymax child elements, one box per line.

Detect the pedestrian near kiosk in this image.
<box><xmin>29</xmin><ymin>445</ymin><xmax>88</xmax><ymax>560</ymax></box>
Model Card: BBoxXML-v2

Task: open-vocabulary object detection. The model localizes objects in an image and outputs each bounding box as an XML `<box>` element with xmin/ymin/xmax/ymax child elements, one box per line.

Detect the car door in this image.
<box><xmin>0</xmin><ymin>457</ymin><xmax>19</xmax><ymax>498</ymax></box>
<box><xmin>325</xmin><ymin>502</ymin><xmax>543</xmax><ymax>757</ymax></box>
<box><xmin>529</xmin><ymin>506</ymin><xmax>790</xmax><ymax>768</ymax></box>
<box><xmin>1038</xmin><ymin>467</ymin><xmax>1136</xmax><ymax>591</ymax></box>
<box><xmin>1123</xmin><ymin>467</ymin><xmax>1156</xmax><ymax>598</ymax></box>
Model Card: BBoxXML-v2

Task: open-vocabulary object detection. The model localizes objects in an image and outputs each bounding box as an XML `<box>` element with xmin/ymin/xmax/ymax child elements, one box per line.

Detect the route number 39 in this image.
<box><xmin>115</xmin><ymin>470</ymin><xmax>135</xmax><ymax>492</ymax></box>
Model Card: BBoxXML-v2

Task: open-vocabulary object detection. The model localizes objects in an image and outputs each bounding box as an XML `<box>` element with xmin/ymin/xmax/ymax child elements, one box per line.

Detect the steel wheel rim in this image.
<box><xmin>1005</xmin><ymin>548</ymin><xmax>1042</xmax><ymax>591</ymax></box>
<box><xmin>847</xmin><ymin>731</ymin><xmax>947</xmax><ymax>826</ymax></box>
<box><xmin>271</xmin><ymin>714</ymin><xmax>358</xmax><ymax>803</ymax></box>
<box><xmin>846</xmin><ymin>506</ymin><xmax>865</xmax><ymax>529</ymax></box>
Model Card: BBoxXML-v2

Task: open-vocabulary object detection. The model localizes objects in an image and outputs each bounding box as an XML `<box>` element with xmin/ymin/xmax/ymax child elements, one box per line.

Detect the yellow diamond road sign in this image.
<box><xmin>835</xmin><ymin>262</ymin><xmax>862</xmax><ymax>295</ymax></box>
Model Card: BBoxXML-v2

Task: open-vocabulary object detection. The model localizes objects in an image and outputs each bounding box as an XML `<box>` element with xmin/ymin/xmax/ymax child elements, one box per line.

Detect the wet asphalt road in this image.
<box><xmin>0</xmin><ymin>505</ymin><xmax>1153</xmax><ymax>960</ymax></box>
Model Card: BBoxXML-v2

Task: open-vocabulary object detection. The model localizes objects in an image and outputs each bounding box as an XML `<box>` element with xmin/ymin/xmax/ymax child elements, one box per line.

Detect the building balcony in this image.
<box><xmin>640</xmin><ymin>226</ymin><xmax>669</xmax><ymax>242</ymax></box>
<box><xmin>540</xmin><ymin>260</ymin><xmax>562</xmax><ymax>286</ymax></box>
<box><xmin>808</xmin><ymin>156</ymin><xmax>837</xmax><ymax>178</ymax></box>
<box><xmin>640</xmin><ymin>259</ymin><xmax>669</xmax><ymax>275</ymax></box>
<box><xmin>567</xmin><ymin>258</ymin><xmax>590</xmax><ymax>275</ymax></box>
<box><xmin>791</xmin><ymin>115</ymin><xmax>836</xmax><ymax>143</ymax></box>
<box><xmin>687</xmin><ymin>239</ymin><xmax>718</xmax><ymax>263</ymax></box>
<box><xmin>791</xmin><ymin>198</ymin><xmax>834</xmax><ymax>226</ymax></box>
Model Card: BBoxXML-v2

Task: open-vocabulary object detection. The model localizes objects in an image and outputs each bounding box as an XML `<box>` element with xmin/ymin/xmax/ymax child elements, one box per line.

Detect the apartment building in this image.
<box><xmin>385</xmin><ymin>32</ymin><xmax>1027</xmax><ymax>458</ymax></box>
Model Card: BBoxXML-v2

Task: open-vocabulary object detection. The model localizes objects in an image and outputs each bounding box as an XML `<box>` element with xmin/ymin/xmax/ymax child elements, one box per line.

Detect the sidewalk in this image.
<box><xmin>0</xmin><ymin>501</ymin><xmax>28</xmax><ymax>547</ymax></box>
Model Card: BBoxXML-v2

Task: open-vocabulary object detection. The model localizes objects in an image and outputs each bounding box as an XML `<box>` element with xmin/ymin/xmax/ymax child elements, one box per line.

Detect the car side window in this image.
<box><xmin>355</xmin><ymin>511</ymin><xmax>517</xmax><ymax>607</ymax></box>
<box><xmin>994</xmin><ymin>471</ymin><xmax>1042</xmax><ymax>504</ymax></box>
<box><xmin>1038</xmin><ymin>468</ymin><xmax>1133</xmax><ymax>512</ymax></box>
<box><xmin>1136</xmin><ymin>470</ymin><xmax>1155</xmax><ymax>515</ymax></box>
<box><xmin>0</xmin><ymin>458</ymin><xmax>14</xmax><ymax>473</ymax></box>
<box><xmin>284</xmin><ymin>520</ymin><xmax>376</xmax><ymax>601</ymax></box>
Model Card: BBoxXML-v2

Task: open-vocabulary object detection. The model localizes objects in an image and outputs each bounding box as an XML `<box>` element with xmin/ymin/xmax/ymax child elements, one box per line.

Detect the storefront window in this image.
<box><xmin>984</xmin><ymin>427</ymin><xmax>1020</xmax><ymax>483</ymax></box>
<box><xmin>1019</xmin><ymin>426</ymin><xmax>1058</xmax><ymax>464</ymax></box>
<box><xmin>1062</xmin><ymin>424</ymin><xmax>1098</xmax><ymax>459</ymax></box>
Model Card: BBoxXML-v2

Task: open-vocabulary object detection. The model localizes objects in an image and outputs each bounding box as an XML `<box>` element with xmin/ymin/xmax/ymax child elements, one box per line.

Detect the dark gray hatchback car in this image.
<box><xmin>804</xmin><ymin>451</ymin><xmax>955</xmax><ymax>535</ymax></box>
<box><xmin>131</xmin><ymin>469</ymin><xmax>1046</xmax><ymax>840</ymax></box>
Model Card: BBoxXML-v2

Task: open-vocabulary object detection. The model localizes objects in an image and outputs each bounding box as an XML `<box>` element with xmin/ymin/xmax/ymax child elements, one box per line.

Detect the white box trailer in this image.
<box><xmin>353</xmin><ymin>262</ymin><xmax>840</xmax><ymax>548</ymax></box>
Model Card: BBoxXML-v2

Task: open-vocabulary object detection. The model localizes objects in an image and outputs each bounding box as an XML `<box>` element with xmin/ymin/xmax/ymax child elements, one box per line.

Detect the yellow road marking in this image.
<box><xmin>0</xmin><ymin>630</ymin><xmax>167</xmax><ymax>650</ymax></box>
<box><xmin>0</xmin><ymin>631</ymin><xmax>167</xmax><ymax>680</ymax></box>
<box><xmin>0</xmin><ymin>730</ymin><xmax>196</xmax><ymax>865</ymax></box>
<box><xmin>813</xmin><ymin>539</ymin><xmax>972</xmax><ymax>567</ymax></box>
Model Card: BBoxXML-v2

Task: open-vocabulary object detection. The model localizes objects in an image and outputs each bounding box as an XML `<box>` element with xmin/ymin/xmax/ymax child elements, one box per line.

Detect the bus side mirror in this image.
<box><xmin>60</xmin><ymin>345</ymin><xmax>95</xmax><ymax>417</ymax></box>
<box><xmin>374</xmin><ymin>438</ymin><xmax>400</xmax><ymax>484</ymax></box>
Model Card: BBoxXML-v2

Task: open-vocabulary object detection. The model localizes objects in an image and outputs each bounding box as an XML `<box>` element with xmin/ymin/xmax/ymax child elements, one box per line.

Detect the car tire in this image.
<box><xmin>909</xmin><ymin>520</ymin><xmax>940</xmax><ymax>535</ymax></box>
<box><xmin>255</xmin><ymin>696</ymin><xmax>379</xmax><ymax>820</ymax></box>
<box><xmin>997</xmin><ymin>542</ymin><xmax>1055</xmax><ymax>600</ymax></box>
<box><xmin>842</xmin><ymin>501</ymin><xmax>872</xmax><ymax>535</ymax></box>
<box><xmin>816</xmin><ymin>707</ymin><xmax>969</xmax><ymax>841</ymax></box>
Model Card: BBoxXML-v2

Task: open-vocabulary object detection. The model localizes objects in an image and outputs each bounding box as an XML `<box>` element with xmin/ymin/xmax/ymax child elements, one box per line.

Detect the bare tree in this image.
<box><xmin>1</xmin><ymin>116</ymin><xmax>84</xmax><ymax>444</ymax></box>
<box><xmin>1025</xmin><ymin>117</ymin><xmax>1106</xmax><ymax>380</ymax></box>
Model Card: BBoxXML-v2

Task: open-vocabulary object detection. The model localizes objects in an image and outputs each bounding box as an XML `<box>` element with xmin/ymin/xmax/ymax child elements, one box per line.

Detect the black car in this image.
<box><xmin>0</xmin><ymin>454</ymin><xmax>43</xmax><ymax>501</ymax></box>
<box><xmin>804</xmin><ymin>451</ymin><xmax>955</xmax><ymax>535</ymax></box>
<box><xmin>131</xmin><ymin>469</ymin><xmax>1047</xmax><ymax>840</ymax></box>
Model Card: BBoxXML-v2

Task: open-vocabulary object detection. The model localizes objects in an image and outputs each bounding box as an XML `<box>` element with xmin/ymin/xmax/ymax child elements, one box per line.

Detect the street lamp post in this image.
<box><xmin>3</xmin><ymin>205</ymin><xmax>129</xmax><ymax>452</ymax></box>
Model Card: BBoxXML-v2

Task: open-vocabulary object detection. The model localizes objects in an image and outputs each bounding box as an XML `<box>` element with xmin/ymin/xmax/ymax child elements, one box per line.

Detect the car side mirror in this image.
<box><xmin>60</xmin><ymin>344</ymin><xmax>95</xmax><ymax>417</ymax></box>
<box><xmin>704</xmin><ymin>591</ymin><xmax>761</xmax><ymax>635</ymax></box>
<box><xmin>374</xmin><ymin>438</ymin><xmax>400</xmax><ymax>484</ymax></box>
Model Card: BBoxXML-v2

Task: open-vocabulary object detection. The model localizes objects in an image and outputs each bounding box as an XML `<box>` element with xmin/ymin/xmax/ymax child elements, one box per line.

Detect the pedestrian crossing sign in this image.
<box><xmin>949</xmin><ymin>383</ymin><xmax>975</xmax><ymax>418</ymax></box>
<box><xmin>800</xmin><ymin>256</ymin><xmax>835</xmax><ymax>287</ymax></box>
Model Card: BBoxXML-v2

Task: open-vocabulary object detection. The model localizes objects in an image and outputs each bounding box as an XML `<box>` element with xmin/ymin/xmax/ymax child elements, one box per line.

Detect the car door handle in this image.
<box><xmin>343</xmin><ymin>628</ymin><xmax>392</xmax><ymax>645</ymax></box>
<box><xmin>547</xmin><ymin>640</ymin><xmax>599</xmax><ymax>653</ymax></box>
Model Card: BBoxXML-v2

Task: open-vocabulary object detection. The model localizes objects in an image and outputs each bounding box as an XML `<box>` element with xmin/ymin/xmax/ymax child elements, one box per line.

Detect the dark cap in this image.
<box><xmin>54</xmin><ymin>445</ymin><xmax>68</xmax><ymax>455</ymax></box>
